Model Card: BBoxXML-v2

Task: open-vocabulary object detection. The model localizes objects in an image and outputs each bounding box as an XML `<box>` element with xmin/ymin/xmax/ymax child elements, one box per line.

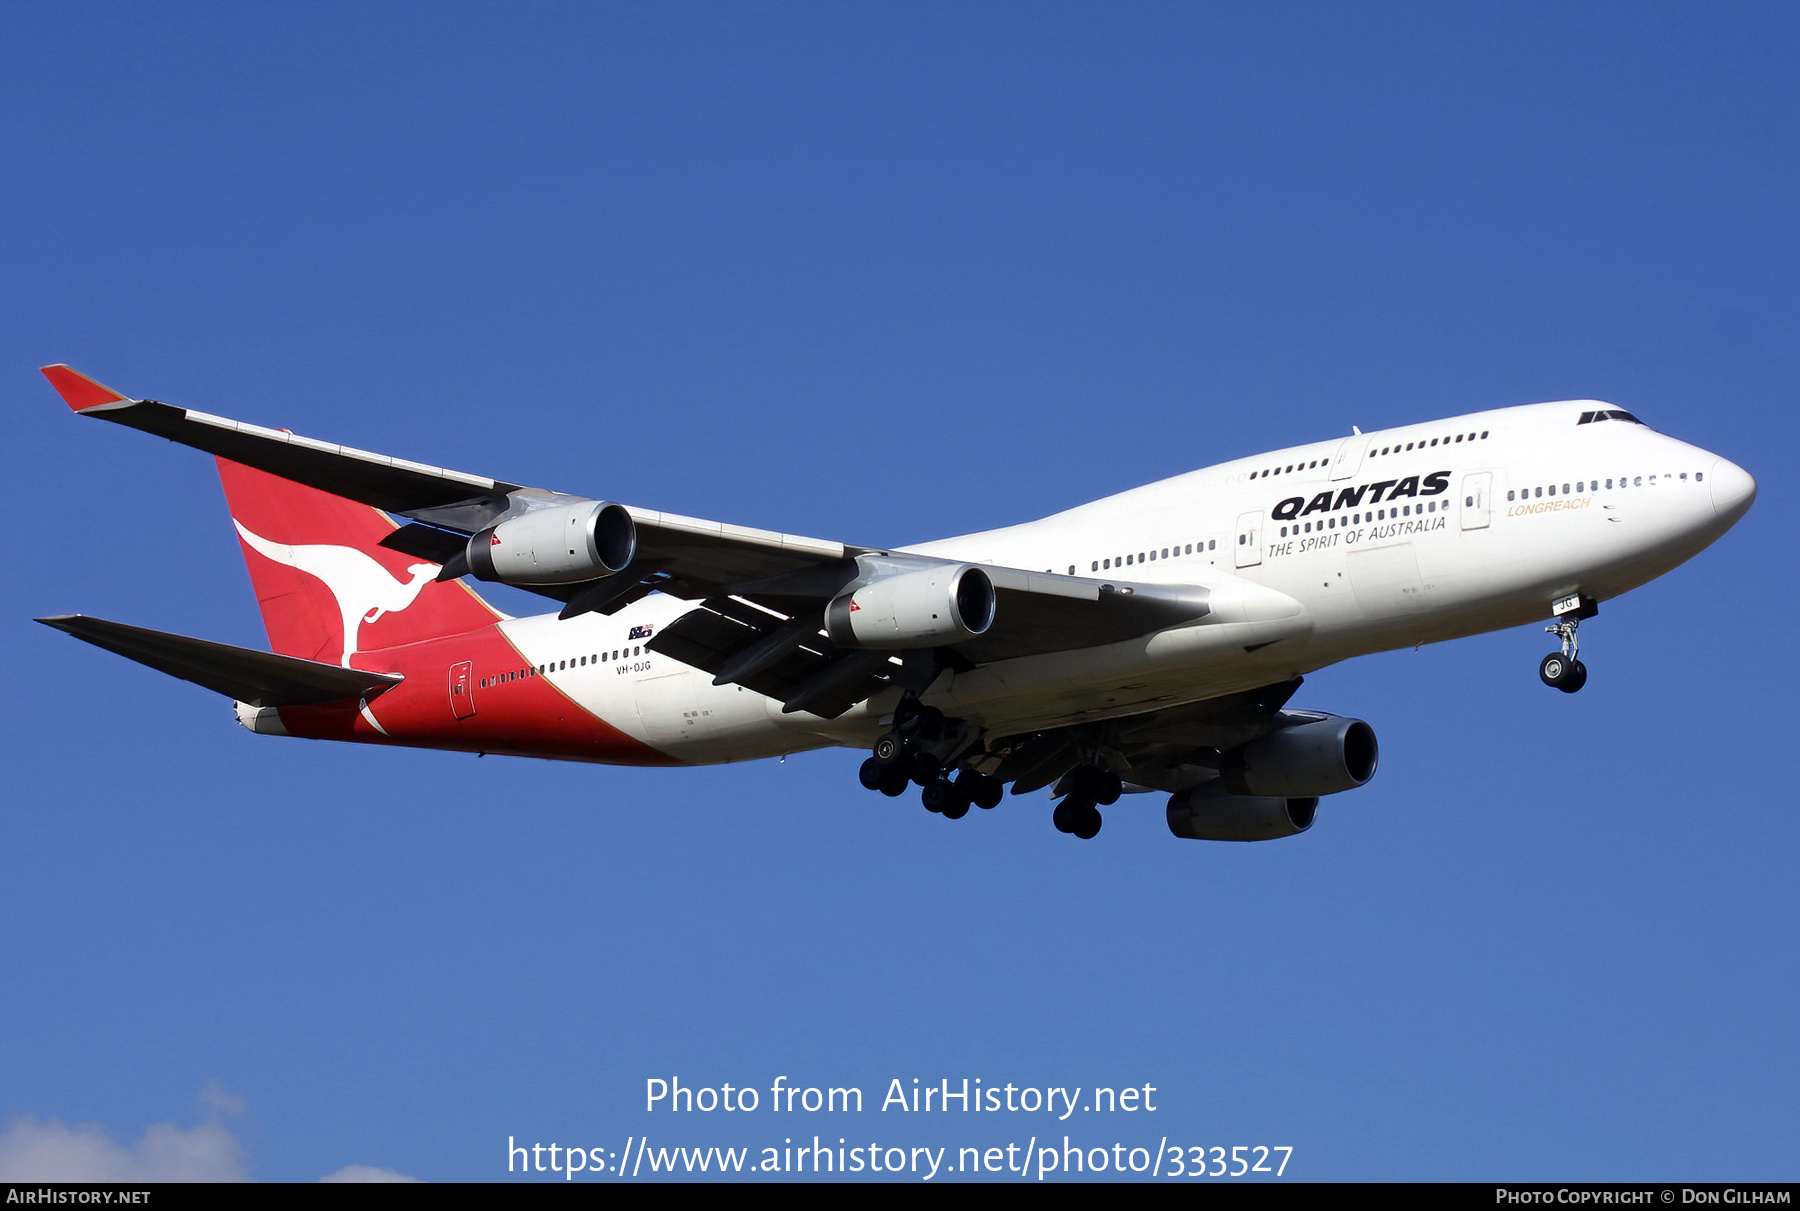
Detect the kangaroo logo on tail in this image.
<box><xmin>233</xmin><ymin>521</ymin><xmax>437</xmax><ymax>666</ymax></box>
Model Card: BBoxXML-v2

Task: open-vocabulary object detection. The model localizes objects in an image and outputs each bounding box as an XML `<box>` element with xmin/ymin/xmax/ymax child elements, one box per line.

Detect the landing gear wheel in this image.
<box><xmin>873</xmin><ymin>734</ymin><xmax>902</xmax><ymax>764</ymax></box>
<box><xmin>859</xmin><ymin>758</ymin><xmax>889</xmax><ymax>791</ymax></box>
<box><xmin>1053</xmin><ymin>792</ymin><xmax>1097</xmax><ymax>835</ymax></box>
<box><xmin>1070</xmin><ymin>805</ymin><xmax>1102</xmax><ymax>840</ymax></box>
<box><xmin>957</xmin><ymin>770</ymin><xmax>1004</xmax><ymax>810</ymax></box>
<box><xmin>909</xmin><ymin>750</ymin><xmax>943</xmax><ymax>787</ymax></box>
<box><xmin>923</xmin><ymin>778</ymin><xmax>970</xmax><ymax>818</ymax></box>
<box><xmin>1561</xmin><ymin>660</ymin><xmax>1588</xmax><ymax>694</ymax></box>
<box><xmin>1539</xmin><ymin>652</ymin><xmax>1572</xmax><ymax>688</ymax></box>
<box><xmin>1069</xmin><ymin>764</ymin><xmax>1123</xmax><ymax>806</ymax></box>
<box><xmin>879</xmin><ymin>769</ymin><xmax>910</xmax><ymax>797</ymax></box>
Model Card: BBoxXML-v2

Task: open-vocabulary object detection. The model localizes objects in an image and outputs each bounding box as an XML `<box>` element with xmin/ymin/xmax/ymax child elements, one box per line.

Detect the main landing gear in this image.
<box><xmin>1539</xmin><ymin>595</ymin><xmax>1596</xmax><ymax>694</ymax></box>
<box><xmin>855</xmin><ymin>703</ymin><xmax>1123</xmax><ymax>840</ymax></box>
<box><xmin>857</xmin><ymin>702</ymin><xmax>1003</xmax><ymax>820</ymax></box>
<box><xmin>1051</xmin><ymin>764</ymin><xmax>1121</xmax><ymax>841</ymax></box>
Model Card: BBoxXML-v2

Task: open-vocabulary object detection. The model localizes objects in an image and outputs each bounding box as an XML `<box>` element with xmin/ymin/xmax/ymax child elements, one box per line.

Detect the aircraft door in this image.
<box><xmin>1330</xmin><ymin>435</ymin><xmax>1370</xmax><ymax>481</ymax></box>
<box><xmin>448</xmin><ymin>660</ymin><xmax>476</xmax><ymax>719</ymax></box>
<box><xmin>1461</xmin><ymin>473</ymin><xmax>1492</xmax><ymax>531</ymax></box>
<box><xmin>1234</xmin><ymin>511</ymin><xmax>1264</xmax><ymax>568</ymax></box>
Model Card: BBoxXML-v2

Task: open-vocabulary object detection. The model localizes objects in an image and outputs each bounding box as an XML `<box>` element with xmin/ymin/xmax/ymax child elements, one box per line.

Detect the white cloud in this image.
<box><xmin>0</xmin><ymin>1089</ymin><xmax>420</xmax><ymax>1183</ymax></box>
<box><xmin>319</xmin><ymin>1164</ymin><xmax>421</xmax><ymax>1183</ymax></box>
<box><xmin>0</xmin><ymin>1116</ymin><xmax>248</xmax><ymax>1182</ymax></box>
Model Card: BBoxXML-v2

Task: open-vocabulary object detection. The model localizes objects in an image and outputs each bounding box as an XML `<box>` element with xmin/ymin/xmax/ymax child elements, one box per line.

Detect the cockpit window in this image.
<box><xmin>1577</xmin><ymin>409</ymin><xmax>1646</xmax><ymax>426</ymax></box>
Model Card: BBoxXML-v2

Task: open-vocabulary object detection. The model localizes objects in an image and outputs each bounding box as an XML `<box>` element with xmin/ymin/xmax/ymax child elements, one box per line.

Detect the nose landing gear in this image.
<box><xmin>1540</xmin><ymin>595</ymin><xmax>1596</xmax><ymax>693</ymax></box>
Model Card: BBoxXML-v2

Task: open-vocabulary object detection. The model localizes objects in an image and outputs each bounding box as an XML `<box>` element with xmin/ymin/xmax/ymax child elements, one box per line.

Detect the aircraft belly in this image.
<box><xmin>930</xmin><ymin>611</ymin><xmax>1313</xmax><ymax>736</ymax></box>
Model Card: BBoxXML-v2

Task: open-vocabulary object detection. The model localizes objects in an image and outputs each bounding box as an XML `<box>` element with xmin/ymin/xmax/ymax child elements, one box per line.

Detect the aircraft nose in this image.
<box><xmin>1708</xmin><ymin>456</ymin><xmax>1757</xmax><ymax>524</ymax></box>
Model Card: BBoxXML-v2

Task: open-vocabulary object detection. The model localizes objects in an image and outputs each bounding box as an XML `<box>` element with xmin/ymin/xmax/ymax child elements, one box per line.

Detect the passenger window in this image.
<box><xmin>1563</xmin><ymin>484</ymin><xmax>1570</xmax><ymax>494</ymax></box>
<box><xmin>1634</xmin><ymin>477</ymin><xmax>1641</xmax><ymax>486</ymax></box>
<box><xmin>1507</xmin><ymin>490</ymin><xmax>1515</xmax><ymax>501</ymax></box>
<box><xmin>1696</xmin><ymin>472</ymin><xmax>1704</xmax><ymax>482</ymax></box>
<box><xmin>1091</xmin><ymin>561</ymin><xmax>1099</xmax><ymax>571</ymax></box>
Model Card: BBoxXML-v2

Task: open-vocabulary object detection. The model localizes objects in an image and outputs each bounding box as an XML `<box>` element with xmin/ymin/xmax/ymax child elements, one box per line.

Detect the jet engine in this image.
<box><xmin>824</xmin><ymin>563</ymin><xmax>996</xmax><ymax>649</ymax></box>
<box><xmin>466</xmin><ymin>501</ymin><xmax>637</xmax><ymax>586</ymax></box>
<box><xmin>1166</xmin><ymin>782</ymin><xmax>1318</xmax><ymax>842</ymax></box>
<box><xmin>1219</xmin><ymin>714</ymin><xmax>1378</xmax><ymax>798</ymax></box>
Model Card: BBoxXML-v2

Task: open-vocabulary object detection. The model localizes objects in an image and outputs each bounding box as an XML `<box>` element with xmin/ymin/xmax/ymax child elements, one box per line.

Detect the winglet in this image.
<box><xmin>41</xmin><ymin>364</ymin><xmax>130</xmax><ymax>411</ymax></box>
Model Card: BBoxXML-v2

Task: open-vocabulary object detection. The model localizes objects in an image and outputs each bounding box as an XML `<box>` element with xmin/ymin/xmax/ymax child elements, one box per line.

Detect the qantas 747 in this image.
<box><xmin>36</xmin><ymin>365</ymin><xmax>1756</xmax><ymax>841</ymax></box>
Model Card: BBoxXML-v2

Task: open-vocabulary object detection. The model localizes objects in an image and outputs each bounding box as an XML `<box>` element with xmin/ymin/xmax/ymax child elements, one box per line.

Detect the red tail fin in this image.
<box><xmin>216</xmin><ymin>459</ymin><xmax>499</xmax><ymax>665</ymax></box>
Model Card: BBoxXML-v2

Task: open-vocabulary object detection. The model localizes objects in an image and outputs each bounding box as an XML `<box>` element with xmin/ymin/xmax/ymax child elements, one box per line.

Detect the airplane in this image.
<box><xmin>35</xmin><ymin>365</ymin><xmax>1756</xmax><ymax>842</ymax></box>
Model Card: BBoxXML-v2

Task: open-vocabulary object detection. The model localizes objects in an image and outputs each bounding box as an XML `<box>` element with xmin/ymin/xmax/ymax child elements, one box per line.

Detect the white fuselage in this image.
<box><xmin>490</xmin><ymin>400</ymin><xmax>1755</xmax><ymax>763</ymax></box>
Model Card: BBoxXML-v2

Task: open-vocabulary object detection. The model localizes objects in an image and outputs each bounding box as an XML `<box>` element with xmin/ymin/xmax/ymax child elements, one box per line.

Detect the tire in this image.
<box><xmin>1071</xmin><ymin>806</ymin><xmax>1103</xmax><ymax>840</ymax></box>
<box><xmin>858</xmin><ymin>758</ymin><xmax>888</xmax><ymax>791</ymax></box>
<box><xmin>1053</xmin><ymin>792</ymin><xmax>1095</xmax><ymax>834</ymax></box>
<box><xmin>1560</xmin><ymin>660</ymin><xmax>1588</xmax><ymax>694</ymax></box>
<box><xmin>922</xmin><ymin>779</ymin><xmax>955</xmax><ymax>813</ymax></box>
<box><xmin>879</xmin><ymin>770</ymin><xmax>910</xmax><ymax>797</ymax></box>
<box><xmin>1068</xmin><ymin>765</ymin><xmax>1122</xmax><ymax>806</ymax></box>
<box><xmin>961</xmin><ymin>771</ymin><xmax>1004</xmax><ymax>810</ymax></box>
<box><xmin>941</xmin><ymin>791</ymin><xmax>971</xmax><ymax>820</ymax></box>
<box><xmin>873</xmin><ymin>734</ymin><xmax>902</xmax><ymax>764</ymax></box>
<box><xmin>1539</xmin><ymin>653</ymin><xmax>1569</xmax><ymax>688</ymax></box>
<box><xmin>910</xmin><ymin>750</ymin><xmax>942</xmax><ymax>787</ymax></box>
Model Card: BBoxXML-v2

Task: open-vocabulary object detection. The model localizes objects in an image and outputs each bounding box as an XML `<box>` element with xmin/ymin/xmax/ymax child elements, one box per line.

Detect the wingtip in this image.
<box><xmin>40</xmin><ymin>365</ymin><xmax>129</xmax><ymax>411</ymax></box>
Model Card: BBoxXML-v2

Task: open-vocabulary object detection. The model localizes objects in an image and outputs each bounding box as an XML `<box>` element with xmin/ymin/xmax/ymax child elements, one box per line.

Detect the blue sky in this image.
<box><xmin>1</xmin><ymin>1</ymin><xmax>1793</xmax><ymax>1182</ymax></box>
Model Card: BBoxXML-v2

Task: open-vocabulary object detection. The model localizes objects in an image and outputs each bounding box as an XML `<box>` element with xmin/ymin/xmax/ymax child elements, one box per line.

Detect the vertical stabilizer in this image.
<box><xmin>215</xmin><ymin>459</ymin><xmax>499</xmax><ymax>665</ymax></box>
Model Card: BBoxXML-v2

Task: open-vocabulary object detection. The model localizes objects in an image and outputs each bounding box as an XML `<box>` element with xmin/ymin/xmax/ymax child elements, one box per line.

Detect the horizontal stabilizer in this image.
<box><xmin>37</xmin><ymin>615</ymin><xmax>403</xmax><ymax>707</ymax></box>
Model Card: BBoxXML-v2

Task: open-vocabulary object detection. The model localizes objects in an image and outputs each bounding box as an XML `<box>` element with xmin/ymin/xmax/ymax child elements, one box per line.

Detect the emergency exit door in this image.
<box><xmin>448</xmin><ymin>660</ymin><xmax>476</xmax><ymax>720</ymax></box>
<box><xmin>1461</xmin><ymin>473</ymin><xmax>1493</xmax><ymax>531</ymax></box>
<box><xmin>1235</xmin><ymin>511</ymin><xmax>1264</xmax><ymax>568</ymax></box>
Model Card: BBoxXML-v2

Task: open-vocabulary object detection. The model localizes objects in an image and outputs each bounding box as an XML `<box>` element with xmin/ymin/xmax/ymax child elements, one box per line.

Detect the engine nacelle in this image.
<box><xmin>466</xmin><ymin>501</ymin><xmax>636</xmax><ymax>586</ymax></box>
<box><xmin>824</xmin><ymin>563</ymin><xmax>996</xmax><ymax>649</ymax></box>
<box><xmin>1166</xmin><ymin>782</ymin><xmax>1318</xmax><ymax>842</ymax></box>
<box><xmin>1219</xmin><ymin>714</ymin><xmax>1378</xmax><ymax>798</ymax></box>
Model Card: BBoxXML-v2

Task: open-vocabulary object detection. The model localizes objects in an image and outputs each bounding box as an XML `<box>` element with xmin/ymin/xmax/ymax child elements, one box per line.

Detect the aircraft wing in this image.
<box><xmin>41</xmin><ymin>365</ymin><xmax>859</xmax><ymax>606</ymax></box>
<box><xmin>44</xmin><ymin>365</ymin><xmax>1217</xmax><ymax>718</ymax></box>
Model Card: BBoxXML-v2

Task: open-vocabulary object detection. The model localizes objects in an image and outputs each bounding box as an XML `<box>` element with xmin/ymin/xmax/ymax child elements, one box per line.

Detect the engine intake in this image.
<box><xmin>824</xmin><ymin>563</ymin><xmax>996</xmax><ymax>650</ymax></box>
<box><xmin>1220</xmin><ymin>715</ymin><xmax>1378</xmax><ymax>798</ymax></box>
<box><xmin>1166</xmin><ymin>782</ymin><xmax>1318</xmax><ymax>842</ymax></box>
<box><xmin>467</xmin><ymin>501</ymin><xmax>636</xmax><ymax>586</ymax></box>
